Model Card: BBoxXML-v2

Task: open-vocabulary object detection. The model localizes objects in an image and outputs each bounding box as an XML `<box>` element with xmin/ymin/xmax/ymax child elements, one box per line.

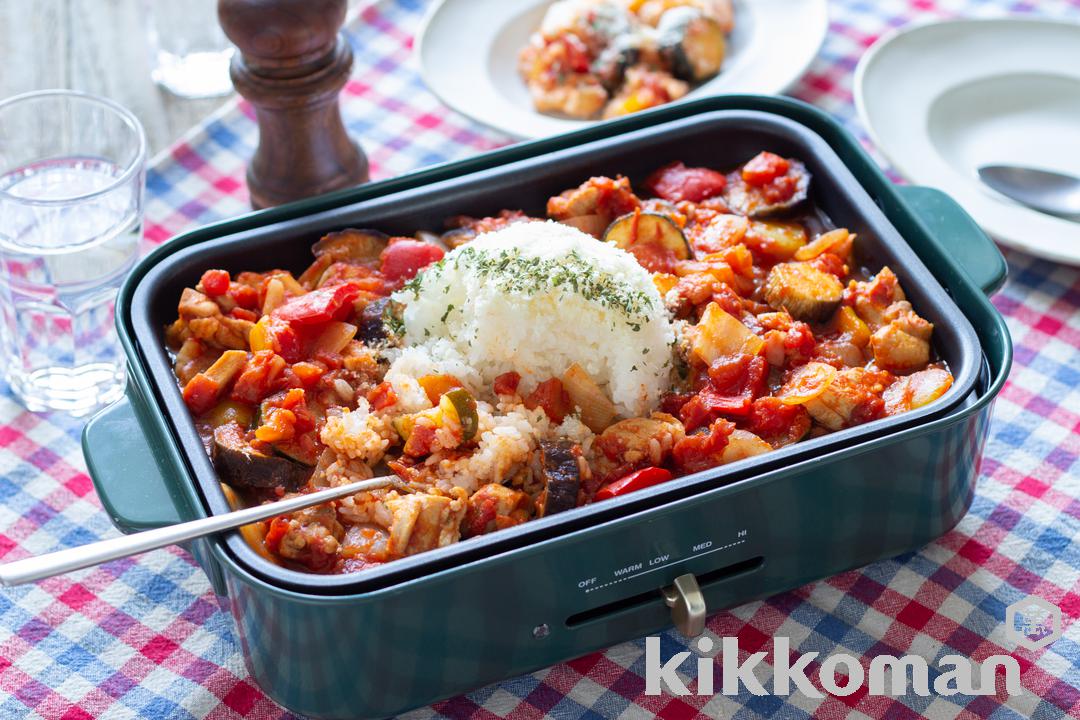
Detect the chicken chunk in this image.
<box><xmin>547</xmin><ymin>176</ymin><xmax>641</xmax><ymax>227</ymax></box>
<box><xmin>594</xmin><ymin>412</ymin><xmax>685</xmax><ymax>481</ymax></box>
<box><xmin>846</xmin><ymin>267</ymin><xmax>905</xmax><ymax>329</ymax></box>
<box><xmin>273</xmin><ymin>503</ymin><xmax>345</xmax><ymax>572</ymax></box>
<box><xmin>871</xmin><ymin>320</ymin><xmax>931</xmax><ymax>374</ymax></box>
<box><xmin>803</xmin><ymin>367</ymin><xmax>891</xmax><ymax>430</ymax></box>
<box><xmin>177</xmin><ymin>287</ymin><xmax>253</xmax><ymax>350</ymax></box>
<box><xmin>384</xmin><ymin>488</ymin><xmax>468</xmax><ymax>557</ymax></box>
<box><xmin>720</xmin><ymin>429</ymin><xmax>772</xmax><ymax>463</ymax></box>
<box><xmin>463</xmin><ymin>484</ymin><xmax>532</xmax><ymax>537</ymax></box>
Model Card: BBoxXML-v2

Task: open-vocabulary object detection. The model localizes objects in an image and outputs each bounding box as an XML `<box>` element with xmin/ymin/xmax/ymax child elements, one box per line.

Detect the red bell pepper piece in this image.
<box><xmin>273</xmin><ymin>282</ymin><xmax>362</xmax><ymax>325</ymax></box>
<box><xmin>594</xmin><ymin>467</ymin><xmax>673</xmax><ymax>501</ymax></box>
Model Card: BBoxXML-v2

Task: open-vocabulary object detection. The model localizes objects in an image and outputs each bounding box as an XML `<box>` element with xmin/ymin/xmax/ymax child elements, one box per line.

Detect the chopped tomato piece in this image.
<box><xmin>594</xmin><ymin>467</ymin><xmax>673</xmax><ymax>501</ymax></box>
<box><xmin>672</xmin><ymin>418</ymin><xmax>735</xmax><ymax>474</ymax></box>
<box><xmin>741</xmin><ymin>152</ymin><xmax>790</xmax><ymax>186</ymax></box>
<box><xmin>290</xmin><ymin>362</ymin><xmax>325</xmax><ymax>387</ymax></box>
<box><xmin>273</xmin><ymin>282</ymin><xmax>362</xmax><ymax>325</ymax></box>
<box><xmin>182</xmin><ymin>373</ymin><xmax>221</xmax><ymax>415</ymax></box>
<box><xmin>402</xmin><ymin>421</ymin><xmax>438</xmax><ymax>457</ymax></box>
<box><xmin>680</xmin><ymin>355</ymin><xmax>767</xmax><ymax>430</ymax></box>
<box><xmin>261</xmin><ymin>388</ymin><xmax>316</xmax><ymax>434</ymax></box>
<box><xmin>264</xmin><ymin>516</ymin><xmax>291</xmax><ymax>555</ymax></box>
<box><xmin>200</xmin><ymin>269</ymin><xmax>230</xmax><ymax>296</ymax></box>
<box><xmin>366</xmin><ymin>381</ymin><xmax>397</xmax><ymax>411</ymax></box>
<box><xmin>379</xmin><ymin>240</ymin><xmax>445</xmax><ymax>283</ymax></box>
<box><xmin>278</xmin><ymin>387</ymin><xmax>307</xmax><ymax>410</ymax></box>
<box><xmin>524</xmin><ymin>378</ymin><xmax>572</xmax><ymax>424</ymax></box>
<box><xmin>494</xmin><ymin>371</ymin><xmax>522</xmax><ymax>395</ymax></box>
<box><xmin>628</xmin><ymin>240</ymin><xmax>680</xmax><ymax>275</ymax></box>
<box><xmin>230</xmin><ymin>307</ymin><xmax>258</xmax><ymax>322</ymax></box>
<box><xmin>744</xmin><ymin>397</ymin><xmax>810</xmax><ymax>446</ymax></box>
<box><xmin>228</xmin><ymin>282</ymin><xmax>259</xmax><ymax>310</ymax></box>
<box><xmin>811</xmin><ymin>252</ymin><xmax>847</xmax><ymax>278</ymax></box>
<box><xmin>231</xmin><ymin>350</ymin><xmax>286</xmax><ymax>404</ymax></box>
<box><xmin>646</xmin><ymin>162</ymin><xmax>727</xmax><ymax>203</ymax></box>
<box><xmin>255</xmin><ymin>406</ymin><xmax>297</xmax><ymax>442</ymax></box>
<box><xmin>761</xmin><ymin>175</ymin><xmax>800</xmax><ymax>205</ymax></box>
<box><xmin>660</xmin><ymin>392</ymin><xmax>695</xmax><ymax>416</ymax></box>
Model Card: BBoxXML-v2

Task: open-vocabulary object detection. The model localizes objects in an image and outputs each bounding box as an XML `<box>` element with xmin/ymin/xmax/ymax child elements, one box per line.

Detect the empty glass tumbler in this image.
<box><xmin>0</xmin><ymin>90</ymin><xmax>146</xmax><ymax>416</ymax></box>
<box><xmin>145</xmin><ymin>0</ymin><xmax>235</xmax><ymax>98</ymax></box>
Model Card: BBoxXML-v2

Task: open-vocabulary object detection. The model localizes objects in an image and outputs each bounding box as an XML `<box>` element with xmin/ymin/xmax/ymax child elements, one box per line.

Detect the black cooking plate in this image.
<box><xmin>130</xmin><ymin>111</ymin><xmax>981</xmax><ymax>593</ymax></box>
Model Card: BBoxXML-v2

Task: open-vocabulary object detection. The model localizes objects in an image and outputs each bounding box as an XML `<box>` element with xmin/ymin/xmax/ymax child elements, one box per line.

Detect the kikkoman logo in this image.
<box><xmin>645</xmin><ymin>598</ymin><xmax>1064</xmax><ymax>698</ymax></box>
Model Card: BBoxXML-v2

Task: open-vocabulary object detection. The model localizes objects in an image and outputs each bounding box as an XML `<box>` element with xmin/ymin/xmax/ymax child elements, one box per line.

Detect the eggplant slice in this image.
<box><xmin>536</xmin><ymin>440</ymin><xmax>581</xmax><ymax>517</ymax></box>
<box><xmin>212</xmin><ymin>422</ymin><xmax>311</xmax><ymax>490</ymax></box>
<box><xmin>763</xmin><ymin>261</ymin><xmax>844</xmax><ymax>323</ymax></box>
<box><xmin>357</xmin><ymin>297</ymin><xmax>392</xmax><ymax>344</ymax></box>
<box><xmin>312</xmin><ymin>228</ymin><xmax>389</xmax><ymax>263</ymax></box>
<box><xmin>724</xmin><ymin>158</ymin><xmax>811</xmax><ymax>217</ymax></box>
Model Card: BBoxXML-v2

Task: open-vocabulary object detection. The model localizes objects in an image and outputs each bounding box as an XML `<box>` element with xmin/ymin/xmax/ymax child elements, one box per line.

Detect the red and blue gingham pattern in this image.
<box><xmin>3</xmin><ymin>1</ymin><xmax>1080</xmax><ymax>717</ymax></box>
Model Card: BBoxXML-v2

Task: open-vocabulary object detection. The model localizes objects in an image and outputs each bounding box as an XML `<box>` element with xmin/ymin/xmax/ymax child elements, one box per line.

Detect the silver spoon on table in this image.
<box><xmin>0</xmin><ymin>475</ymin><xmax>403</xmax><ymax>587</ymax></box>
<box><xmin>978</xmin><ymin>164</ymin><xmax>1080</xmax><ymax>221</ymax></box>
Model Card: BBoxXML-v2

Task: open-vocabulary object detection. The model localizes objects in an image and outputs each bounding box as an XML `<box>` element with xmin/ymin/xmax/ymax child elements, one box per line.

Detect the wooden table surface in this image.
<box><xmin>0</xmin><ymin>0</ymin><xmax>231</xmax><ymax>157</ymax></box>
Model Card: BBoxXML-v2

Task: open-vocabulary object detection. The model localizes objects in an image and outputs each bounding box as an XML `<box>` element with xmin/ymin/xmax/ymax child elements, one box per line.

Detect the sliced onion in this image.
<box><xmin>777</xmin><ymin>362</ymin><xmax>837</xmax><ymax>405</ymax></box>
<box><xmin>691</xmin><ymin>302</ymin><xmax>764</xmax><ymax>366</ymax></box>
<box><xmin>562</xmin><ymin>363</ymin><xmax>616</xmax><ymax>433</ymax></box>
<box><xmin>262</xmin><ymin>277</ymin><xmax>286</xmax><ymax>316</ymax></box>
<box><xmin>560</xmin><ymin>214</ymin><xmax>609</xmax><ymax>239</ymax></box>
<box><xmin>312</xmin><ymin>321</ymin><xmax>358</xmax><ymax>355</ymax></box>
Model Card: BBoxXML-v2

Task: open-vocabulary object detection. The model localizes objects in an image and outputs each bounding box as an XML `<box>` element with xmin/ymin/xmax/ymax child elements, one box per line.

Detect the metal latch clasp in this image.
<box><xmin>661</xmin><ymin>573</ymin><xmax>706</xmax><ymax>637</ymax></box>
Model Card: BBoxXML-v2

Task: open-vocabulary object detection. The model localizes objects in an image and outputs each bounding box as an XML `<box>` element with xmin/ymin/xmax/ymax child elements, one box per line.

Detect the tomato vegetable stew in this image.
<box><xmin>519</xmin><ymin>0</ymin><xmax>734</xmax><ymax>119</ymax></box>
<box><xmin>167</xmin><ymin>151</ymin><xmax>953</xmax><ymax>574</ymax></box>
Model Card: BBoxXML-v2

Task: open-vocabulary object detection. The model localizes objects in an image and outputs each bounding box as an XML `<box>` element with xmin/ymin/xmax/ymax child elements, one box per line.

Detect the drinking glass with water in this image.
<box><xmin>0</xmin><ymin>90</ymin><xmax>146</xmax><ymax>416</ymax></box>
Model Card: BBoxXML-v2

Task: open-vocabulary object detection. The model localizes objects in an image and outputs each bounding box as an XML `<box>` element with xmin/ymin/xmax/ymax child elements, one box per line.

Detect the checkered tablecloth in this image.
<box><xmin>2</xmin><ymin>1</ymin><xmax>1079</xmax><ymax>718</ymax></box>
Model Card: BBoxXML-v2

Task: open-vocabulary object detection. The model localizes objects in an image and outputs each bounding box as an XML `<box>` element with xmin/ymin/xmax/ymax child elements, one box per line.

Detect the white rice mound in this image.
<box><xmin>391</xmin><ymin>221</ymin><xmax>674</xmax><ymax>417</ymax></box>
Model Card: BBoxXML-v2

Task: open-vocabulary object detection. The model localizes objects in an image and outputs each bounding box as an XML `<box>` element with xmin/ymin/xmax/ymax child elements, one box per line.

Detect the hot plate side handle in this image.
<box><xmin>82</xmin><ymin>394</ymin><xmax>231</xmax><ymax>596</ymax></box>
<box><xmin>82</xmin><ymin>394</ymin><xmax>192</xmax><ymax>532</ymax></box>
<box><xmin>895</xmin><ymin>185</ymin><xmax>1008</xmax><ymax>296</ymax></box>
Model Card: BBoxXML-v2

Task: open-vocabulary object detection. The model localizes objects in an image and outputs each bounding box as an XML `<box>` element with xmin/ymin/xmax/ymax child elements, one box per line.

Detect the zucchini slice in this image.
<box><xmin>657</xmin><ymin>7</ymin><xmax>726</xmax><ymax>83</ymax></box>
<box><xmin>603</xmin><ymin>211</ymin><xmax>691</xmax><ymax>261</ymax></box>
<box><xmin>763</xmin><ymin>261</ymin><xmax>843</xmax><ymax>323</ymax></box>
<box><xmin>440</xmin><ymin>388</ymin><xmax>479</xmax><ymax>443</ymax></box>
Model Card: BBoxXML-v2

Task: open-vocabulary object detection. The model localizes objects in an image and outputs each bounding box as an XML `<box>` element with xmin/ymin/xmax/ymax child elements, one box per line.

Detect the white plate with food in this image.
<box><xmin>417</xmin><ymin>0</ymin><xmax>828</xmax><ymax>139</ymax></box>
<box><xmin>855</xmin><ymin>16</ymin><xmax>1080</xmax><ymax>265</ymax></box>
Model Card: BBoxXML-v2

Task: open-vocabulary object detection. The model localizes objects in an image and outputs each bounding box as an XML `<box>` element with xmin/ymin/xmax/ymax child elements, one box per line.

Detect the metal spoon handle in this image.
<box><xmin>0</xmin><ymin>475</ymin><xmax>398</xmax><ymax>587</ymax></box>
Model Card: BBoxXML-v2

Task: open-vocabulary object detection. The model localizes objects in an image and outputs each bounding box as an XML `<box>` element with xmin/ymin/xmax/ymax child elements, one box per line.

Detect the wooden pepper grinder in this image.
<box><xmin>218</xmin><ymin>0</ymin><xmax>369</xmax><ymax>209</ymax></box>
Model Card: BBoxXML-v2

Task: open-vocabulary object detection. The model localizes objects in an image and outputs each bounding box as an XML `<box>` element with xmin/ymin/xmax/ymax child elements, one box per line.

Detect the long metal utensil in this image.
<box><xmin>0</xmin><ymin>475</ymin><xmax>401</xmax><ymax>587</ymax></box>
